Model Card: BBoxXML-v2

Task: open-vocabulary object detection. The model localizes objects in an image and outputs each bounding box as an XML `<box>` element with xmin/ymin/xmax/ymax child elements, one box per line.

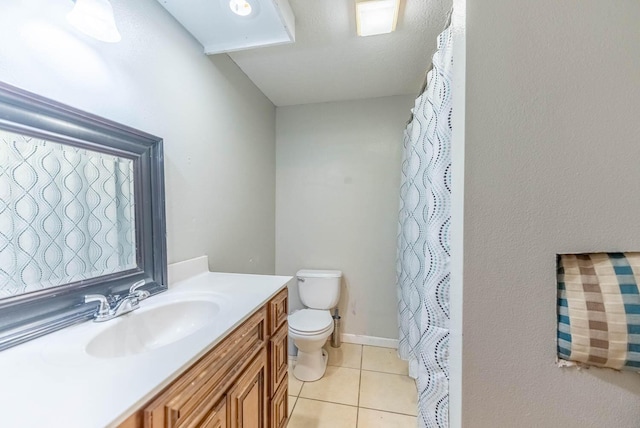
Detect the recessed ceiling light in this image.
<box><xmin>356</xmin><ymin>0</ymin><xmax>400</xmax><ymax>37</ymax></box>
<box><xmin>229</xmin><ymin>0</ymin><xmax>253</xmax><ymax>17</ymax></box>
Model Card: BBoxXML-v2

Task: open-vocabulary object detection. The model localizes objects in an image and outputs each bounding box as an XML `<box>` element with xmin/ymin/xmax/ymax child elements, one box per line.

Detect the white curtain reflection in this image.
<box><xmin>0</xmin><ymin>130</ymin><xmax>136</xmax><ymax>297</ymax></box>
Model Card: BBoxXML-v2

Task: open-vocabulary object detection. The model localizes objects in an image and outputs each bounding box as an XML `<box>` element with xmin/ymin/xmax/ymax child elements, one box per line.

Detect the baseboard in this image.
<box><xmin>288</xmin><ymin>334</ymin><xmax>399</xmax><ymax>357</ymax></box>
<box><xmin>340</xmin><ymin>333</ymin><xmax>399</xmax><ymax>349</ymax></box>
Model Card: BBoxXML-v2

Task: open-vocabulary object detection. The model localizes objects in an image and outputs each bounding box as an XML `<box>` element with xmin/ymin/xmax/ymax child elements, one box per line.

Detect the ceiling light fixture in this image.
<box><xmin>67</xmin><ymin>0</ymin><xmax>121</xmax><ymax>43</ymax></box>
<box><xmin>355</xmin><ymin>0</ymin><xmax>400</xmax><ymax>37</ymax></box>
<box><xmin>229</xmin><ymin>0</ymin><xmax>253</xmax><ymax>17</ymax></box>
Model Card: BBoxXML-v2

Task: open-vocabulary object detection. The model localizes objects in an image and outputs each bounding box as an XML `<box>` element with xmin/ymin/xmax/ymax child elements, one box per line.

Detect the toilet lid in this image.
<box><xmin>288</xmin><ymin>309</ymin><xmax>333</xmax><ymax>333</ymax></box>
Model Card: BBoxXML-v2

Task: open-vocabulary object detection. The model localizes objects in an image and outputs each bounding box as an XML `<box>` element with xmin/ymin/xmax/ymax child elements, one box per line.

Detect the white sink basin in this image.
<box><xmin>86</xmin><ymin>299</ymin><xmax>221</xmax><ymax>358</ymax></box>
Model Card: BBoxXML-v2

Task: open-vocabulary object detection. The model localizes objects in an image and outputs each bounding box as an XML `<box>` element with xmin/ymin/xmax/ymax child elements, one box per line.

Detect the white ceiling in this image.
<box><xmin>227</xmin><ymin>0</ymin><xmax>451</xmax><ymax>107</ymax></box>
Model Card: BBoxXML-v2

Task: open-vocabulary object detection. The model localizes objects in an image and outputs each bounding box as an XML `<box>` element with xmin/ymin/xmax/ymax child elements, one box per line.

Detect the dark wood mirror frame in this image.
<box><xmin>0</xmin><ymin>82</ymin><xmax>167</xmax><ymax>351</ymax></box>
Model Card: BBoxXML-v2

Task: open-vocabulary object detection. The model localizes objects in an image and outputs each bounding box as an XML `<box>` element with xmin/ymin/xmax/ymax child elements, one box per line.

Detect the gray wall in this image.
<box><xmin>276</xmin><ymin>95</ymin><xmax>414</xmax><ymax>340</ymax></box>
<box><xmin>460</xmin><ymin>0</ymin><xmax>640</xmax><ymax>426</ymax></box>
<box><xmin>0</xmin><ymin>0</ymin><xmax>276</xmax><ymax>274</ymax></box>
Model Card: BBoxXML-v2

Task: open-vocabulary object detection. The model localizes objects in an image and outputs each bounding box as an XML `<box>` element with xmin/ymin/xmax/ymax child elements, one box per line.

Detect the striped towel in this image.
<box><xmin>557</xmin><ymin>252</ymin><xmax>640</xmax><ymax>370</ymax></box>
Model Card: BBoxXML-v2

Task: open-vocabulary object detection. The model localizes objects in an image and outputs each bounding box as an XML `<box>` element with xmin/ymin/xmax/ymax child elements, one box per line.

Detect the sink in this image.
<box><xmin>86</xmin><ymin>300</ymin><xmax>221</xmax><ymax>358</ymax></box>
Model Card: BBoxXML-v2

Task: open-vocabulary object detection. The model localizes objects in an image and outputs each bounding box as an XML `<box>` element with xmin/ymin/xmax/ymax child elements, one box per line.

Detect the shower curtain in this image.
<box><xmin>397</xmin><ymin>24</ymin><xmax>453</xmax><ymax>428</ymax></box>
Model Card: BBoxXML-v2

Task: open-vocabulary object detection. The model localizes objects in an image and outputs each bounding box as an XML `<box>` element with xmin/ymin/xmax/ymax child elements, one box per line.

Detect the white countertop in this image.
<box><xmin>0</xmin><ymin>269</ymin><xmax>291</xmax><ymax>428</ymax></box>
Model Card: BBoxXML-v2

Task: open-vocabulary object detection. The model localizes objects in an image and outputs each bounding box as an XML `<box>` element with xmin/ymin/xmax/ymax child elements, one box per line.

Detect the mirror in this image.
<box><xmin>0</xmin><ymin>82</ymin><xmax>167</xmax><ymax>351</ymax></box>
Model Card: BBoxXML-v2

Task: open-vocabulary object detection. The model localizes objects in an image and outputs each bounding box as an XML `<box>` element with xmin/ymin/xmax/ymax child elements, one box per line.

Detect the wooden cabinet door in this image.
<box><xmin>229</xmin><ymin>349</ymin><xmax>268</xmax><ymax>428</ymax></box>
<box><xmin>270</xmin><ymin>378</ymin><xmax>288</xmax><ymax>428</ymax></box>
<box><xmin>269</xmin><ymin>325</ymin><xmax>288</xmax><ymax>397</ymax></box>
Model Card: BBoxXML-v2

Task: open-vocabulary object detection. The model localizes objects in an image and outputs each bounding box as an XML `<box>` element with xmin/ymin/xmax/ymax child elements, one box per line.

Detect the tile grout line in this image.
<box><xmin>356</xmin><ymin>344</ymin><xmax>364</xmax><ymax>427</ymax></box>
<box><xmin>289</xmin><ymin>394</ymin><xmax>298</xmax><ymax>419</ymax></box>
<box><xmin>296</xmin><ymin>396</ymin><xmax>357</xmax><ymax>408</ymax></box>
<box><xmin>360</xmin><ymin>367</ymin><xmax>410</xmax><ymax>376</ymax></box>
<box><xmin>325</xmin><ymin>365</ymin><xmax>409</xmax><ymax>376</ymax></box>
<box><xmin>288</xmin><ymin>361</ymin><xmax>302</xmax><ymax>420</ymax></box>
<box><xmin>358</xmin><ymin>404</ymin><xmax>419</xmax><ymax>418</ymax></box>
<box><xmin>293</xmin><ymin>396</ymin><xmax>417</xmax><ymax>418</ymax></box>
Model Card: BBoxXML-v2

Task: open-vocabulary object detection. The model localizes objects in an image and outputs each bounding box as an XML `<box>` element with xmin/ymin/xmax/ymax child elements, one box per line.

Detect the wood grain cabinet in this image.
<box><xmin>119</xmin><ymin>288</ymin><xmax>288</xmax><ymax>428</ymax></box>
<box><xmin>197</xmin><ymin>397</ymin><xmax>227</xmax><ymax>428</ymax></box>
<box><xmin>229</xmin><ymin>349</ymin><xmax>268</xmax><ymax>428</ymax></box>
<box><xmin>267</xmin><ymin>288</ymin><xmax>288</xmax><ymax>428</ymax></box>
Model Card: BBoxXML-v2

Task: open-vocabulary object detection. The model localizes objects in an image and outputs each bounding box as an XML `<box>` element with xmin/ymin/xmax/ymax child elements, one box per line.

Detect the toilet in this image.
<box><xmin>289</xmin><ymin>269</ymin><xmax>342</xmax><ymax>382</ymax></box>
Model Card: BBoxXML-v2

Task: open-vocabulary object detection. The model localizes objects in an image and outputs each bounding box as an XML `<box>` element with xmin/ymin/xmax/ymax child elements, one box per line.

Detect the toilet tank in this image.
<box><xmin>296</xmin><ymin>269</ymin><xmax>342</xmax><ymax>310</ymax></box>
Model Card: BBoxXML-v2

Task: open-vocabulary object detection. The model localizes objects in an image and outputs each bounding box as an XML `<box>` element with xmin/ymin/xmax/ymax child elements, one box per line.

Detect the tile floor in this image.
<box><xmin>287</xmin><ymin>344</ymin><xmax>417</xmax><ymax>428</ymax></box>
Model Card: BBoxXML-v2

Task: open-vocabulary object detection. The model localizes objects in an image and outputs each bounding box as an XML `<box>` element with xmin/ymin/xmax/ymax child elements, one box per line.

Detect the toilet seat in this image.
<box><xmin>288</xmin><ymin>309</ymin><xmax>333</xmax><ymax>335</ymax></box>
<box><xmin>289</xmin><ymin>324</ymin><xmax>333</xmax><ymax>337</ymax></box>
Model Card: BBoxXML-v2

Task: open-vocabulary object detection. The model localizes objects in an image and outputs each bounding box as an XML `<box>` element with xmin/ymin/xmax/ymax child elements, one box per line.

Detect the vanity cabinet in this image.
<box><xmin>119</xmin><ymin>288</ymin><xmax>288</xmax><ymax>428</ymax></box>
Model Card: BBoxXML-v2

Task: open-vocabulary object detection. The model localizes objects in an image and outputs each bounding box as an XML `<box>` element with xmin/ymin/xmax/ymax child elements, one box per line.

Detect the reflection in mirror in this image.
<box><xmin>0</xmin><ymin>130</ymin><xmax>137</xmax><ymax>298</ymax></box>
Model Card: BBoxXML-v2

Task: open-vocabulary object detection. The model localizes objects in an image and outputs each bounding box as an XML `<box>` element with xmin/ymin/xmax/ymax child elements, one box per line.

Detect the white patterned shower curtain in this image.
<box><xmin>397</xmin><ymin>25</ymin><xmax>453</xmax><ymax>428</ymax></box>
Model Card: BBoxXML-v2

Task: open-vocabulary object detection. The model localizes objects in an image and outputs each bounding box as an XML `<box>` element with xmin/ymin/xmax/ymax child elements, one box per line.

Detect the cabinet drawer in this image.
<box><xmin>270</xmin><ymin>378</ymin><xmax>288</xmax><ymax>428</ymax></box>
<box><xmin>268</xmin><ymin>288</ymin><xmax>288</xmax><ymax>335</ymax></box>
<box><xmin>142</xmin><ymin>307</ymin><xmax>267</xmax><ymax>428</ymax></box>
<box><xmin>269</xmin><ymin>325</ymin><xmax>288</xmax><ymax>397</ymax></box>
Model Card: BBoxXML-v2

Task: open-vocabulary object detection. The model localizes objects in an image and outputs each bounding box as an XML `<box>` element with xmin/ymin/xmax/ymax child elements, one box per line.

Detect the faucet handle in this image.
<box><xmin>129</xmin><ymin>280</ymin><xmax>150</xmax><ymax>300</ymax></box>
<box><xmin>85</xmin><ymin>294</ymin><xmax>110</xmax><ymax>317</ymax></box>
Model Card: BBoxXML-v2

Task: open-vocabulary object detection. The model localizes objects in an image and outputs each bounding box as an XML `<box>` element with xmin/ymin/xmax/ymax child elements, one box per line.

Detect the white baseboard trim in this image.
<box><xmin>287</xmin><ymin>334</ymin><xmax>399</xmax><ymax>357</ymax></box>
<box><xmin>340</xmin><ymin>333</ymin><xmax>399</xmax><ymax>349</ymax></box>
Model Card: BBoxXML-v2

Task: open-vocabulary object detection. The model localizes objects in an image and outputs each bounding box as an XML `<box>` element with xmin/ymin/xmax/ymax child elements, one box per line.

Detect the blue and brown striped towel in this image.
<box><xmin>558</xmin><ymin>252</ymin><xmax>640</xmax><ymax>370</ymax></box>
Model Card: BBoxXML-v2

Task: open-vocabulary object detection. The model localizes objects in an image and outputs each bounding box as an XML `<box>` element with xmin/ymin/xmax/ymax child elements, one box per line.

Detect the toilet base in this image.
<box><xmin>293</xmin><ymin>348</ymin><xmax>328</xmax><ymax>382</ymax></box>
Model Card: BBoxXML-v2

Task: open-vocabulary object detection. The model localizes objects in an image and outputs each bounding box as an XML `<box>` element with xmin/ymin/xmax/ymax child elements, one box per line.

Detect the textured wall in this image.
<box><xmin>276</xmin><ymin>95</ymin><xmax>414</xmax><ymax>340</ymax></box>
<box><xmin>0</xmin><ymin>0</ymin><xmax>276</xmax><ymax>274</ymax></box>
<box><xmin>460</xmin><ymin>0</ymin><xmax>640</xmax><ymax>426</ymax></box>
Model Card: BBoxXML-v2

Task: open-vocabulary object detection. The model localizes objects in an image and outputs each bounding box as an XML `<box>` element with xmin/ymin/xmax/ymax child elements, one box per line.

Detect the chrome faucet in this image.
<box><xmin>85</xmin><ymin>280</ymin><xmax>150</xmax><ymax>322</ymax></box>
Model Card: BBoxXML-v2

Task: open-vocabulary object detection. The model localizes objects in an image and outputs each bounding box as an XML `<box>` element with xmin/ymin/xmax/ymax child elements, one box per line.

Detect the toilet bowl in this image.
<box><xmin>289</xmin><ymin>309</ymin><xmax>334</xmax><ymax>381</ymax></box>
<box><xmin>289</xmin><ymin>269</ymin><xmax>342</xmax><ymax>382</ymax></box>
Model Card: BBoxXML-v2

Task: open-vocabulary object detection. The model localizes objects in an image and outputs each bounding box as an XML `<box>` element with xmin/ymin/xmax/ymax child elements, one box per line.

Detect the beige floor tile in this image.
<box><xmin>325</xmin><ymin>343</ymin><xmax>362</xmax><ymax>369</ymax></box>
<box><xmin>299</xmin><ymin>366</ymin><xmax>360</xmax><ymax>406</ymax></box>
<box><xmin>288</xmin><ymin>395</ymin><xmax>297</xmax><ymax>417</ymax></box>
<box><xmin>287</xmin><ymin>398</ymin><xmax>358</xmax><ymax>428</ymax></box>
<box><xmin>289</xmin><ymin>372</ymin><xmax>304</xmax><ymax>396</ymax></box>
<box><xmin>359</xmin><ymin>371</ymin><xmax>417</xmax><ymax>416</ymax></box>
<box><xmin>357</xmin><ymin>408</ymin><xmax>417</xmax><ymax>427</ymax></box>
<box><xmin>362</xmin><ymin>346</ymin><xmax>408</xmax><ymax>375</ymax></box>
